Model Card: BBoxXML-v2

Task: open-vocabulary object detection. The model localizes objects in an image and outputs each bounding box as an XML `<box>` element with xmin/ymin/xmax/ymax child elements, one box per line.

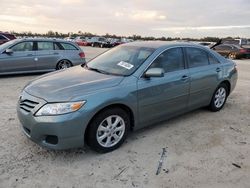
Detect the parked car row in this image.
<box><xmin>65</xmin><ymin>36</ymin><xmax>133</xmax><ymax>48</ymax></box>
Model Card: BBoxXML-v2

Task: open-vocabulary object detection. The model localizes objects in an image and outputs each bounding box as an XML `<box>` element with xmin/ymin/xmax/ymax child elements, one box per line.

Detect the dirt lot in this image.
<box><xmin>0</xmin><ymin>47</ymin><xmax>250</xmax><ymax>188</ymax></box>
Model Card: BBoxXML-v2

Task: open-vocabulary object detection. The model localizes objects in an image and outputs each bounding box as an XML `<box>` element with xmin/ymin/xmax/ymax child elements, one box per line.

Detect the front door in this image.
<box><xmin>0</xmin><ymin>41</ymin><xmax>36</xmax><ymax>73</ymax></box>
<box><xmin>137</xmin><ymin>47</ymin><xmax>190</xmax><ymax>128</ymax></box>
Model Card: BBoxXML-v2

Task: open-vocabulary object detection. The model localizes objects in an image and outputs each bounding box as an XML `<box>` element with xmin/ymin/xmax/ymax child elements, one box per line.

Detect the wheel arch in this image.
<box><xmin>220</xmin><ymin>80</ymin><xmax>231</xmax><ymax>96</ymax></box>
<box><xmin>84</xmin><ymin>103</ymin><xmax>135</xmax><ymax>141</ymax></box>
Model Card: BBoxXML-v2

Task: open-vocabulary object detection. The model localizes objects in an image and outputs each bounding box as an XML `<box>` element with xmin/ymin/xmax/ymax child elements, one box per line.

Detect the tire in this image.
<box><xmin>56</xmin><ymin>60</ymin><xmax>72</xmax><ymax>70</ymax></box>
<box><xmin>209</xmin><ymin>83</ymin><xmax>229</xmax><ymax>112</ymax></box>
<box><xmin>91</xmin><ymin>43</ymin><xmax>95</xmax><ymax>47</ymax></box>
<box><xmin>86</xmin><ymin>108</ymin><xmax>130</xmax><ymax>153</ymax></box>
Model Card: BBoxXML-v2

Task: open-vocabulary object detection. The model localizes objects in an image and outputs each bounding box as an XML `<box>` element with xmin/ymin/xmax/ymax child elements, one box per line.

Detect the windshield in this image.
<box><xmin>86</xmin><ymin>45</ymin><xmax>155</xmax><ymax>76</ymax></box>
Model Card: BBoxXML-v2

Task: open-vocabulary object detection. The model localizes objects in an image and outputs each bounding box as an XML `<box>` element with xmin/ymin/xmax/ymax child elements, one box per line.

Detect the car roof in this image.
<box><xmin>0</xmin><ymin>38</ymin><xmax>80</xmax><ymax>53</ymax></box>
<box><xmin>15</xmin><ymin>38</ymin><xmax>71</xmax><ymax>42</ymax></box>
<box><xmin>123</xmin><ymin>41</ymin><xmax>206</xmax><ymax>49</ymax></box>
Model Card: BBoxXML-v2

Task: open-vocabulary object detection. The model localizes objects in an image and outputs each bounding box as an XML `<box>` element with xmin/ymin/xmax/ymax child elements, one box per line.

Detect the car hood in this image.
<box><xmin>24</xmin><ymin>66</ymin><xmax>124</xmax><ymax>102</ymax></box>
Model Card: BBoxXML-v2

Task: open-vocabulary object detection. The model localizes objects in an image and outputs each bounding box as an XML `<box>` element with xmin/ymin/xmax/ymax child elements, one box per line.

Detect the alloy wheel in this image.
<box><xmin>214</xmin><ymin>87</ymin><xmax>226</xmax><ymax>108</ymax></box>
<box><xmin>96</xmin><ymin>115</ymin><xmax>125</xmax><ymax>148</ymax></box>
<box><xmin>57</xmin><ymin>60</ymin><xmax>71</xmax><ymax>69</ymax></box>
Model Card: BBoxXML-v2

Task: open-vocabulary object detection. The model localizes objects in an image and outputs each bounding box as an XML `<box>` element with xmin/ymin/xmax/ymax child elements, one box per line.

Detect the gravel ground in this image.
<box><xmin>0</xmin><ymin>47</ymin><xmax>249</xmax><ymax>188</ymax></box>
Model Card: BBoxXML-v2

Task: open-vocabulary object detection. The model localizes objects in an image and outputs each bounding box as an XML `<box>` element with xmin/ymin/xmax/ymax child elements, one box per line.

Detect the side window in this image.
<box><xmin>11</xmin><ymin>42</ymin><xmax>33</xmax><ymax>52</ymax></box>
<box><xmin>37</xmin><ymin>42</ymin><xmax>54</xmax><ymax>50</ymax></box>
<box><xmin>208</xmin><ymin>54</ymin><xmax>220</xmax><ymax>64</ymax></box>
<box><xmin>186</xmin><ymin>48</ymin><xmax>209</xmax><ymax>68</ymax></box>
<box><xmin>54</xmin><ymin>43</ymin><xmax>61</xmax><ymax>50</ymax></box>
<box><xmin>60</xmin><ymin>43</ymin><xmax>77</xmax><ymax>50</ymax></box>
<box><xmin>150</xmin><ymin>48</ymin><xmax>185</xmax><ymax>73</ymax></box>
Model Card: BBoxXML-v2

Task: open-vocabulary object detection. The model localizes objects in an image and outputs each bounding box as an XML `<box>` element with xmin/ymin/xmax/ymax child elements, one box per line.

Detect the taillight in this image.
<box><xmin>79</xmin><ymin>52</ymin><xmax>85</xmax><ymax>58</ymax></box>
<box><xmin>239</xmin><ymin>49</ymin><xmax>247</xmax><ymax>53</ymax></box>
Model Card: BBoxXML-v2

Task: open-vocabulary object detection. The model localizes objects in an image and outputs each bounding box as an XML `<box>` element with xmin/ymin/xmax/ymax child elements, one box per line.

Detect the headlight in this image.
<box><xmin>35</xmin><ymin>101</ymin><xmax>86</xmax><ymax>116</ymax></box>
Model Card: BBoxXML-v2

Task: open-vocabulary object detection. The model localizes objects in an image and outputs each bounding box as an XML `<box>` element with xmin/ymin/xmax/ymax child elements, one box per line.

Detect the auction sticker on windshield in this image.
<box><xmin>117</xmin><ymin>61</ymin><xmax>134</xmax><ymax>70</ymax></box>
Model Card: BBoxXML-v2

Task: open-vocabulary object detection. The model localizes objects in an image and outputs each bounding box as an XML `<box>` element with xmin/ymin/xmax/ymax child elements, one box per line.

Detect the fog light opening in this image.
<box><xmin>45</xmin><ymin>135</ymin><xmax>58</xmax><ymax>145</ymax></box>
<box><xmin>23</xmin><ymin>127</ymin><xmax>31</xmax><ymax>135</ymax></box>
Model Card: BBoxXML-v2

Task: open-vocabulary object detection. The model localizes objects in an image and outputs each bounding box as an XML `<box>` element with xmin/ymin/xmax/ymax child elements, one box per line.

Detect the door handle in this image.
<box><xmin>53</xmin><ymin>52</ymin><xmax>59</xmax><ymax>55</ymax></box>
<box><xmin>27</xmin><ymin>54</ymin><xmax>33</xmax><ymax>56</ymax></box>
<box><xmin>216</xmin><ymin>68</ymin><xmax>222</xmax><ymax>72</ymax></box>
<box><xmin>181</xmin><ymin>75</ymin><xmax>189</xmax><ymax>81</ymax></box>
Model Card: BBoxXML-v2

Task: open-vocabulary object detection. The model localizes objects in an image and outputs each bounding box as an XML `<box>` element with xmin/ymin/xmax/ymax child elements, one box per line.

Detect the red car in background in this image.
<box><xmin>0</xmin><ymin>32</ymin><xmax>16</xmax><ymax>45</ymax></box>
<box><xmin>75</xmin><ymin>36</ymin><xmax>88</xmax><ymax>46</ymax></box>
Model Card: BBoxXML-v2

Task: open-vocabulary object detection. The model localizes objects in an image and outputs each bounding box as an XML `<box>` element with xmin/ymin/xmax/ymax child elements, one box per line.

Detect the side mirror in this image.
<box><xmin>5</xmin><ymin>49</ymin><xmax>13</xmax><ymax>54</ymax></box>
<box><xmin>144</xmin><ymin>68</ymin><xmax>164</xmax><ymax>78</ymax></box>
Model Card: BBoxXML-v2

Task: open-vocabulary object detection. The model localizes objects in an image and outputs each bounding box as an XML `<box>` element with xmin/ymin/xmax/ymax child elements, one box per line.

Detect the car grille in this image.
<box><xmin>19</xmin><ymin>99</ymin><xmax>39</xmax><ymax>113</ymax></box>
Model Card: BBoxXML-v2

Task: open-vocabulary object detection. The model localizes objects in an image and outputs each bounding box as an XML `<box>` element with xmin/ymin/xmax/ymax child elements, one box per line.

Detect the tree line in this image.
<box><xmin>8</xmin><ymin>30</ymin><xmax>245</xmax><ymax>42</ymax></box>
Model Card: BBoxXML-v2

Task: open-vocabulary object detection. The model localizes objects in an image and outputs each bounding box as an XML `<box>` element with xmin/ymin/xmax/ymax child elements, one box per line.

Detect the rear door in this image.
<box><xmin>137</xmin><ymin>47</ymin><xmax>190</xmax><ymax>127</ymax></box>
<box><xmin>185</xmin><ymin>47</ymin><xmax>222</xmax><ymax>109</ymax></box>
<box><xmin>35</xmin><ymin>41</ymin><xmax>60</xmax><ymax>70</ymax></box>
<box><xmin>0</xmin><ymin>41</ymin><xmax>36</xmax><ymax>73</ymax></box>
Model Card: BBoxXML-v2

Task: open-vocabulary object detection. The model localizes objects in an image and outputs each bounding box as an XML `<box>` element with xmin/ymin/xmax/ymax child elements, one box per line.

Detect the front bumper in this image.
<box><xmin>17</xmin><ymin>91</ymin><xmax>91</xmax><ymax>150</ymax></box>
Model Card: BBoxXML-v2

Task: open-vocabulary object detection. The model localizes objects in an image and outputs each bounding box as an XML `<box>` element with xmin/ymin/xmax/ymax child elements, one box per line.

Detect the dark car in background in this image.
<box><xmin>212</xmin><ymin>44</ymin><xmax>250</xmax><ymax>59</ymax></box>
<box><xmin>0</xmin><ymin>32</ymin><xmax>16</xmax><ymax>45</ymax></box>
<box><xmin>0</xmin><ymin>38</ymin><xmax>86</xmax><ymax>75</ymax></box>
<box><xmin>90</xmin><ymin>37</ymin><xmax>110</xmax><ymax>48</ymax></box>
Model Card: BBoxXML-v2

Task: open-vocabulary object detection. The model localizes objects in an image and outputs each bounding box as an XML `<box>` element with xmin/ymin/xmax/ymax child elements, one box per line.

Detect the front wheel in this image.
<box><xmin>209</xmin><ymin>83</ymin><xmax>228</xmax><ymax>112</ymax></box>
<box><xmin>86</xmin><ymin>108</ymin><xmax>130</xmax><ymax>153</ymax></box>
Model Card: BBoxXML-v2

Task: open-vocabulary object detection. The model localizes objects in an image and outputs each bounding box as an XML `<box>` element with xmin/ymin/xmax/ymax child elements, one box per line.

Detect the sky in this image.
<box><xmin>1</xmin><ymin>0</ymin><xmax>250</xmax><ymax>38</ymax></box>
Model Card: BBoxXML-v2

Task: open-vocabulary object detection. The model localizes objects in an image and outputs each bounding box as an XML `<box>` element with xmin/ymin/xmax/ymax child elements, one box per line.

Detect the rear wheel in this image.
<box><xmin>209</xmin><ymin>83</ymin><xmax>228</xmax><ymax>112</ymax></box>
<box><xmin>56</xmin><ymin>60</ymin><xmax>72</xmax><ymax>70</ymax></box>
<box><xmin>86</xmin><ymin>108</ymin><xmax>130</xmax><ymax>153</ymax></box>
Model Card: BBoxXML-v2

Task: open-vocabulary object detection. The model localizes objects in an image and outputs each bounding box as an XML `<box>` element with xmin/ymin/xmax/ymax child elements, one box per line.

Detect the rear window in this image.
<box><xmin>0</xmin><ymin>35</ymin><xmax>6</xmax><ymax>40</ymax></box>
<box><xmin>4</xmin><ymin>34</ymin><xmax>16</xmax><ymax>40</ymax></box>
<box><xmin>60</xmin><ymin>43</ymin><xmax>78</xmax><ymax>50</ymax></box>
<box><xmin>215</xmin><ymin>45</ymin><xmax>232</xmax><ymax>50</ymax></box>
<box><xmin>208</xmin><ymin>54</ymin><xmax>220</xmax><ymax>64</ymax></box>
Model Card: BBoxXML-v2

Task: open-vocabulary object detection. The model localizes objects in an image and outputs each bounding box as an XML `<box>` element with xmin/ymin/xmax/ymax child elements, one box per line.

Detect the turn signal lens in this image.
<box><xmin>71</xmin><ymin>102</ymin><xmax>84</xmax><ymax>111</ymax></box>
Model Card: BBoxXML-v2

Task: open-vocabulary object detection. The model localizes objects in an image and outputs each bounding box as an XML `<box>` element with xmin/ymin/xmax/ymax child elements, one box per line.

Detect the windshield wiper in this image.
<box><xmin>83</xmin><ymin>64</ymin><xmax>124</xmax><ymax>76</ymax></box>
<box><xmin>86</xmin><ymin>66</ymin><xmax>111</xmax><ymax>75</ymax></box>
